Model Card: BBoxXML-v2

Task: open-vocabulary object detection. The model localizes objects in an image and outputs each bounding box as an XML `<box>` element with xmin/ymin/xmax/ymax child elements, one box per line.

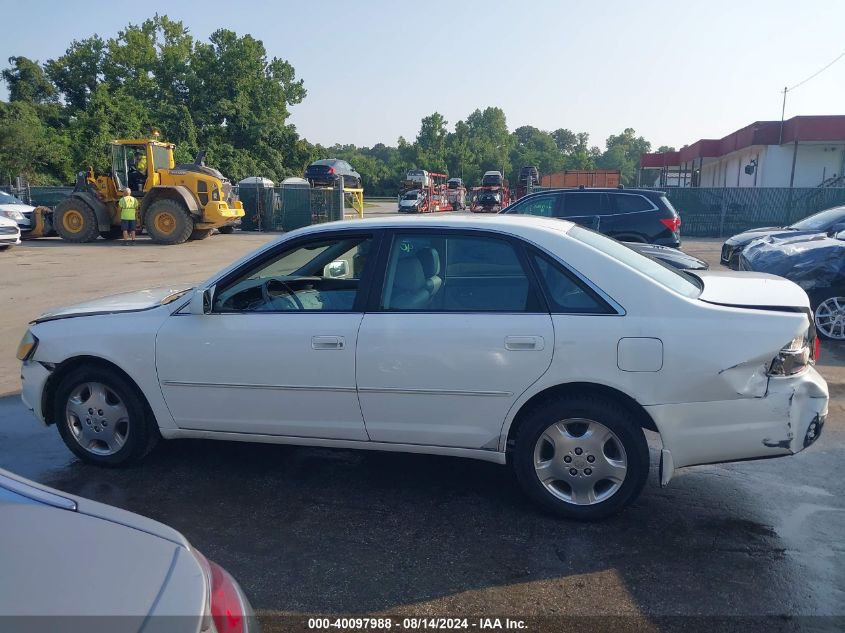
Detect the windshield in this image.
<box><xmin>402</xmin><ymin>192</ymin><xmax>419</xmax><ymax>200</ymax></box>
<box><xmin>0</xmin><ymin>191</ymin><xmax>25</xmax><ymax>205</ymax></box>
<box><xmin>790</xmin><ymin>206</ymin><xmax>845</xmax><ymax>231</ymax></box>
<box><xmin>568</xmin><ymin>226</ymin><xmax>702</xmax><ymax>298</ymax></box>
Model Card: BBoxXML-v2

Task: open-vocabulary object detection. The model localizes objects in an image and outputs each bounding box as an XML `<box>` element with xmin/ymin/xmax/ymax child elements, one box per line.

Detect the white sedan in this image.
<box><xmin>19</xmin><ymin>215</ymin><xmax>828</xmax><ymax>519</ymax></box>
<box><xmin>0</xmin><ymin>214</ymin><xmax>22</xmax><ymax>250</ymax></box>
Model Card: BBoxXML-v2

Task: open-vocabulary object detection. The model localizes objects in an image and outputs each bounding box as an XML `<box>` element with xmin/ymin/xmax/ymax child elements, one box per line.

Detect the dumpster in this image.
<box><xmin>237</xmin><ymin>177</ymin><xmax>275</xmax><ymax>231</ymax></box>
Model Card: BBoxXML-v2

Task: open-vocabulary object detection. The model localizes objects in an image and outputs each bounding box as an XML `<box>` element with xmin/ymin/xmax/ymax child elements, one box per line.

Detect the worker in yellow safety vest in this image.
<box><xmin>119</xmin><ymin>187</ymin><xmax>139</xmax><ymax>245</ymax></box>
<box><xmin>130</xmin><ymin>149</ymin><xmax>147</xmax><ymax>191</ymax></box>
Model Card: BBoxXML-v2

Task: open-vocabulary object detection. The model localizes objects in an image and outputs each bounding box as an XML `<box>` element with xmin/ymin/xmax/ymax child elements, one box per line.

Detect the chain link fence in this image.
<box><xmin>8</xmin><ymin>183</ymin><xmax>845</xmax><ymax>238</ymax></box>
<box><xmin>654</xmin><ymin>187</ymin><xmax>845</xmax><ymax>237</ymax></box>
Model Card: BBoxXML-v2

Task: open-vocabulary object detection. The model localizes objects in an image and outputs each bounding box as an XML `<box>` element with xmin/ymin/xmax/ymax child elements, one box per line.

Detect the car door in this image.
<box><xmin>155</xmin><ymin>231</ymin><xmax>380</xmax><ymax>440</ymax></box>
<box><xmin>356</xmin><ymin>229</ymin><xmax>554</xmax><ymax>449</ymax></box>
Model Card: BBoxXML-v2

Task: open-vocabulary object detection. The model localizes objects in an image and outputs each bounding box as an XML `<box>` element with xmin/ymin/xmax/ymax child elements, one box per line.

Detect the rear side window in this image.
<box><xmin>562</xmin><ymin>192</ymin><xmax>608</xmax><ymax>216</ymax></box>
<box><xmin>531</xmin><ymin>253</ymin><xmax>614</xmax><ymax>314</ymax></box>
<box><xmin>568</xmin><ymin>226</ymin><xmax>701</xmax><ymax>298</ymax></box>
<box><xmin>380</xmin><ymin>233</ymin><xmax>540</xmax><ymax>312</ymax></box>
<box><xmin>612</xmin><ymin>194</ymin><xmax>654</xmax><ymax>213</ymax></box>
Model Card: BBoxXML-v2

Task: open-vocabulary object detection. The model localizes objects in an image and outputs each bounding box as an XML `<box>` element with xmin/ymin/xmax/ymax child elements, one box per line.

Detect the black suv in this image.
<box><xmin>501</xmin><ymin>188</ymin><xmax>681</xmax><ymax>247</ymax></box>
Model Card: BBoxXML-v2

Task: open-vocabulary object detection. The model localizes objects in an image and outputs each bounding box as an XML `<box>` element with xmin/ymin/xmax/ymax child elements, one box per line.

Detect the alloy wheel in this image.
<box><xmin>815</xmin><ymin>297</ymin><xmax>845</xmax><ymax>340</ymax></box>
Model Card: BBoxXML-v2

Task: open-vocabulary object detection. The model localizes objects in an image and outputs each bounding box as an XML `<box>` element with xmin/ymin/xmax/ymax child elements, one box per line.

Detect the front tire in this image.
<box><xmin>54</xmin><ymin>197</ymin><xmax>100</xmax><ymax>243</ymax></box>
<box><xmin>512</xmin><ymin>396</ymin><xmax>649</xmax><ymax>520</ymax></box>
<box><xmin>145</xmin><ymin>199</ymin><xmax>194</xmax><ymax>244</ymax></box>
<box><xmin>54</xmin><ymin>366</ymin><xmax>160</xmax><ymax>466</ymax></box>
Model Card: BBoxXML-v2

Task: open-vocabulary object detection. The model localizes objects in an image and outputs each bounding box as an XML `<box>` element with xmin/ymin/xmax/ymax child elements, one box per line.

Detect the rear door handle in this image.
<box><xmin>505</xmin><ymin>336</ymin><xmax>544</xmax><ymax>351</ymax></box>
<box><xmin>312</xmin><ymin>336</ymin><xmax>345</xmax><ymax>350</ymax></box>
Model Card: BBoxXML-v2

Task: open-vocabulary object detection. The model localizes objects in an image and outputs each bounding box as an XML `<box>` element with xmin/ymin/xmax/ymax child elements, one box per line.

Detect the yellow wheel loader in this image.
<box><xmin>37</xmin><ymin>134</ymin><xmax>244</xmax><ymax>244</ymax></box>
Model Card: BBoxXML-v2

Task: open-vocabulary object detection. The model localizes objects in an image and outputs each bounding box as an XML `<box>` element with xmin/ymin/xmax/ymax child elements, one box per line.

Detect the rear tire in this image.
<box><xmin>145</xmin><ymin>199</ymin><xmax>193</xmax><ymax>244</ymax></box>
<box><xmin>54</xmin><ymin>366</ymin><xmax>160</xmax><ymax>467</ymax></box>
<box><xmin>189</xmin><ymin>228</ymin><xmax>213</xmax><ymax>241</ymax></box>
<box><xmin>813</xmin><ymin>293</ymin><xmax>845</xmax><ymax>340</ymax></box>
<box><xmin>54</xmin><ymin>197</ymin><xmax>100</xmax><ymax>243</ymax></box>
<box><xmin>511</xmin><ymin>395</ymin><xmax>649</xmax><ymax>520</ymax></box>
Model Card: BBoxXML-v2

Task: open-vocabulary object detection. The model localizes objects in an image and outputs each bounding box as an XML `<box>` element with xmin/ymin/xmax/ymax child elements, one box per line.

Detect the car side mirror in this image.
<box><xmin>189</xmin><ymin>286</ymin><xmax>214</xmax><ymax>315</ymax></box>
<box><xmin>323</xmin><ymin>260</ymin><xmax>349</xmax><ymax>279</ymax></box>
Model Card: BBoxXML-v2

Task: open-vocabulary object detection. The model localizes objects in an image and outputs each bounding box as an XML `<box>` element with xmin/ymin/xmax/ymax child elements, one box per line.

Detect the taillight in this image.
<box><xmin>328</xmin><ymin>167</ymin><xmax>335</xmax><ymax>174</ymax></box>
<box><xmin>194</xmin><ymin>549</ymin><xmax>246</xmax><ymax>633</ymax></box>
<box><xmin>768</xmin><ymin>332</ymin><xmax>811</xmax><ymax>377</ymax></box>
<box><xmin>813</xmin><ymin>336</ymin><xmax>821</xmax><ymax>362</ymax></box>
<box><xmin>659</xmin><ymin>217</ymin><xmax>681</xmax><ymax>232</ymax></box>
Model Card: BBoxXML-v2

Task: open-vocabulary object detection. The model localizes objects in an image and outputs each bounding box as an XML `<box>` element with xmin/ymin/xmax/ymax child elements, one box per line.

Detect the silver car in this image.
<box><xmin>0</xmin><ymin>468</ymin><xmax>258</xmax><ymax>632</ymax></box>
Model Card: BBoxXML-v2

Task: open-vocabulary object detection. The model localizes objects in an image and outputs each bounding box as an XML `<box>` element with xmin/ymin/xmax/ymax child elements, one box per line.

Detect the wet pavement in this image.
<box><xmin>1</xmin><ymin>393</ymin><xmax>843</xmax><ymax>631</ymax></box>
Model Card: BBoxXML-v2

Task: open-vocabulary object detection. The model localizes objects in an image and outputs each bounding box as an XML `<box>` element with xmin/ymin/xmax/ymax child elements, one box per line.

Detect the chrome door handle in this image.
<box><xmin>505</xmin><ymin>336</ymin><xmax>544</xmax><ymax>351</ymax></box>
<box><xmin>311</xmin><ymin>336</ymin><xmax>345</xmax><ymax>350</ymax></box>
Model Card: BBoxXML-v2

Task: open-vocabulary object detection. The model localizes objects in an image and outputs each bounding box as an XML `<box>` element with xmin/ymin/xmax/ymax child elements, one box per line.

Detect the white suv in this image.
<box><xmin>19</xmin><ymin>215</ymin><xmax>828</xmax><ymax>519</ymax></box>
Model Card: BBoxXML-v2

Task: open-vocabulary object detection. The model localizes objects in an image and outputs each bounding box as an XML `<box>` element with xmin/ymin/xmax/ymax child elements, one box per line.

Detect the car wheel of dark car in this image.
<box><xmin>814</xmin><ymin>295</ymin><xmax>845</xmax><ymax>340</ymax></box>
<box><xmin>511</xmin><ymin>395</ymin><xmax>649</xmax><ymax>520</ymax></box>
<box><xmin>55</xmin><ymin>366</ymin><xmax>160</xmax><ymax>466</ymax></box>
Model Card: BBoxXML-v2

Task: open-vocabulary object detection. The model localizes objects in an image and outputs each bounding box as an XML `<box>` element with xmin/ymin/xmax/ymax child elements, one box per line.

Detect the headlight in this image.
<box><xmin>0</xmin><ymin>209</ymin><xmax>25</xmax><ymax>221</ymax></box>
<box><xmin>768</xmin><ymin>332</ymin><xmax>810</xmax><ymax>376</ymax></box>
<box><xmin>16</xmin><ymin>330</ymin><xmax>39</xmax><ymax>361</ymax></box>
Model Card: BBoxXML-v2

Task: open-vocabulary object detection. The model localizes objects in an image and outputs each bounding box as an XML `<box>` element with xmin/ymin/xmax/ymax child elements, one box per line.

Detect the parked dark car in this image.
<box><xmin>304</xmin><ymin>158</ymin><xmax>362</xmax><ymax>189</ymax></box>
<box><xmin>739</xmin><ymin>232</ymin><xmax>845</xmax><ymax>340</ymax></box>
<box><xmin>625</xmin><ymin>242</ymin><xmax>708</xmax><ymax>270</ymax></box>
<box><xmin>502</xmin><ymin>188</ymin><xmax>681</xmax><ymax>247</ymax></box>
<box><xmin>481</xmin><ymin>171</ymin><xmax>504</xmax><ymax>187</ymax></box>
<box><xmin>721</xmin><ymin>205</ymin><xmax>845</xmax><ymax>269</ymax></box>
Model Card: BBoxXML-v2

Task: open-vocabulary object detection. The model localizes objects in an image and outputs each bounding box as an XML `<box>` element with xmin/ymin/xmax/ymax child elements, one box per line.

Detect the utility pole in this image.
<box><xmin>779</xmin><ymin>86</ymin><xmax>788</xmax><ymax>145</ymax></box>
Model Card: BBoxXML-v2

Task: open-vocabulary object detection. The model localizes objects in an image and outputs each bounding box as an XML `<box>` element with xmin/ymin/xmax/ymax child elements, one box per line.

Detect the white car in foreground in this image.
<box><xmin>0</xmin><ymin>190</ymin><xmax>35</xmax><ymax>234</ymax></box>
<box><xmin>0</xmin><ymin>468</ymin><xmax>257</xmax><ymax>631</ymax></box>
<box><xmin>0</xmin><ymin>214</ymin><xmax>22</xmax><ymax>250</ymax></box>
<box><xmin>19</xmin><ymin>215</ymin><xmax>828</xmax><ymax>519</ymax></box>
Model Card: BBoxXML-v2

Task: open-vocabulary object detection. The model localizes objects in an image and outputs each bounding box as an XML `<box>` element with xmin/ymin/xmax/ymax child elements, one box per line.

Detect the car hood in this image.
<box><xmin>0</xmin><ymin>202</ymin><xmax>36</xmax><ymax>214</ymax></box>
<box><xmin>725</xmin><ymin>226</ymin><xmax>823</xmax><ymax>246</ymax></box>
<box><xmin>35</xmin><ymin>286</ymin><xmax>193</xmax><ymax>323</ymax></box>
<box><xmin>739</xmin><ymin>233</ymin><xmax>845</xmax><ymax>292</ymax></box>
<box><xmin>692</xmin><ymin>270</ymin><xmax>809</xmax><ymax>309</ymax></box>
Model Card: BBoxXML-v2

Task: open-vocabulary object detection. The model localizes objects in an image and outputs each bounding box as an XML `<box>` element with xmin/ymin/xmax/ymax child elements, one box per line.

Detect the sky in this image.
<box><xmin>2</xmin><ymin>0</ymin><xmax>845</xmax><ymax>152</ymax></box>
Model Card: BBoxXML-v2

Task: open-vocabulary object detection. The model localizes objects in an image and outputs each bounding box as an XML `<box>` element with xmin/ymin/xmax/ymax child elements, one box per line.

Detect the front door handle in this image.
<box><xmin>311</xmin><ymin>336</ymin><xmax>345</xmax><ymax>350</ymax></box>
<box><xmin>505</xmin><ymin>336</ymin><xmax>544</xmax><ymax>351</ymax></box>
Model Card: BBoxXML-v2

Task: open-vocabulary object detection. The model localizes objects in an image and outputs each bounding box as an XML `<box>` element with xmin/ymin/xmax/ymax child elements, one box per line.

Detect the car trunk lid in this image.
<box><xmin>692</xmin><ymin>270</ymin><xmax>810</xmax><ymax>309</ymax></box>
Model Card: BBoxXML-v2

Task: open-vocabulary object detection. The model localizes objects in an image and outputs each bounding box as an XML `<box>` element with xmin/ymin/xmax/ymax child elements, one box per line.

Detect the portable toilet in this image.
<box><xmin>237</xmin><ymin>177</ymin><xmax>275</xmax><ymax>231</ymax></box>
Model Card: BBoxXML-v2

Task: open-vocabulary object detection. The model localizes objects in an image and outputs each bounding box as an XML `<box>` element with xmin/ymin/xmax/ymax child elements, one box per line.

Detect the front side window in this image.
<box><xmin>505</xmin><ymin>195</ymin><xmax>559</xmax><ymax>217</ymax></box>
<box><xmin>213</xmin><ymin>235</ymin><xmax>375</xmax><ymax>312</ymax></box>
<box><xmin>380</xmin><ymin>233</ymin><xmax>539</xmax><ymax>312</ymax></box>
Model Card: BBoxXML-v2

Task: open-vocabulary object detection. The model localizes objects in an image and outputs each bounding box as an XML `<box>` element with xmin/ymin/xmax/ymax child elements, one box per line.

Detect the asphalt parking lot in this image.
<box><xmin>1</xmin><ymin>210</ymin><xmax>844</xmax><ymax>630</ymax></box>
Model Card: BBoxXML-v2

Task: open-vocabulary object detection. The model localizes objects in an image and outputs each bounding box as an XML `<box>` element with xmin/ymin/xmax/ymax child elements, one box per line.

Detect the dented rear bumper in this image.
<box><xmin>647</xmin><ymin>366</ymin><xmax>828</xmax><ymax>483</ymax></box>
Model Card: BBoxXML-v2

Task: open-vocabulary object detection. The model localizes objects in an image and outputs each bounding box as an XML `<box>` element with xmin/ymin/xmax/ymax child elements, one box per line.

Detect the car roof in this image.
<box><xmin>293</xmin><ymin>212</ymin><xmax>575</xmax><ymax>237</ymax></box>
<box><xmin>516</xmin><ymin>188</ymin><xmax>664</xmax><ymax>200</ymax></box>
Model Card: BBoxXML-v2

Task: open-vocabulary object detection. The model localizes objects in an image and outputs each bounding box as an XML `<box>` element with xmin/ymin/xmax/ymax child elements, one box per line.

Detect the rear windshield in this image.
<box><xmin>568</xmin><ymin>226</ymin><xmax>702</xmax><ymax>298</ymax></box>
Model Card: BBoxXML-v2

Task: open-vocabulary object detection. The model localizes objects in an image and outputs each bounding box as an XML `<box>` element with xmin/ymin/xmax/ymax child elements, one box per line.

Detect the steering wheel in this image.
<box><xmin>261</xmin><ymin>279</ymin><xmax>304</xmax><ymax>310</ymax></box>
